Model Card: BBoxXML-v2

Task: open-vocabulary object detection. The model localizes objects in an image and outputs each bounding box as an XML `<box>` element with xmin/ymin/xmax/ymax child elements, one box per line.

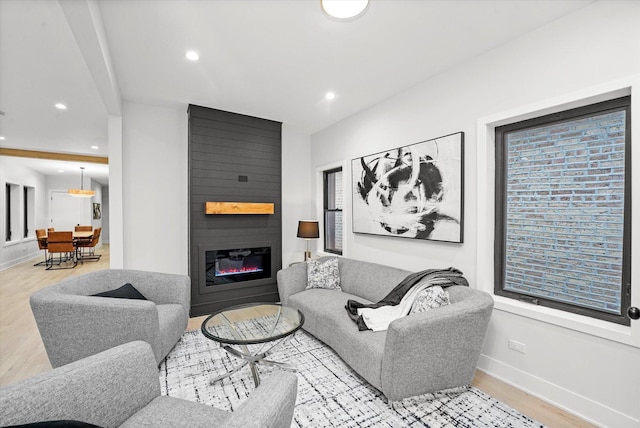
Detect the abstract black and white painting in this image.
<box><xmin>352</xmin><ymin>132</ymin><xmax>464</xmax><ymax>243</ymax></box>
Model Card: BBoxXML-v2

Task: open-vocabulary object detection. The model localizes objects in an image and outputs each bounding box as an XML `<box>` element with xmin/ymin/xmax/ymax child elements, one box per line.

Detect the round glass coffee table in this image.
<box><xmin>201</xmin><ymin>302</ymin><xmax>304</xmax><ymax>387</ymax></box>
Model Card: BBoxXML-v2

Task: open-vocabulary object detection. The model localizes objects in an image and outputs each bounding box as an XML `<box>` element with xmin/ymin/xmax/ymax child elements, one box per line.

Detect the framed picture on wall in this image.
<box><xmin>93</xmin><ymin>202</ymin><xmax>101</xmax><ymax>220</ymax></box>
<box><xmin>351</xmin><ymin>132</ymin><xmax>464</xmax><ymax>243</ymax></box>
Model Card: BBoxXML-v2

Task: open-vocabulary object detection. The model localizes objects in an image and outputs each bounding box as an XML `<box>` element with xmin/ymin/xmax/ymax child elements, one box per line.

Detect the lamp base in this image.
<box><xmin>304</xmin><ymin>251</ymin><xmax>311</xmax><ymax>261</ymax></box>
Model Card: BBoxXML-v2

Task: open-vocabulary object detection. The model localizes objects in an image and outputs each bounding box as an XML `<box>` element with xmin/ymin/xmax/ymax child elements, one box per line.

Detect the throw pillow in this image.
<box><xmin>306</xmin><ymin>257</ymin><xmax>341</xmax><ymax>291</ymax></box>
<box><xmin>409</xmin><ymin>286</ymin><xmax>450</xmax><ymax>314</ymax></box>
<box><xmin>91</xmin><ymin>283</ymin><xmax>147</xmax><ymax>300</ymax></box>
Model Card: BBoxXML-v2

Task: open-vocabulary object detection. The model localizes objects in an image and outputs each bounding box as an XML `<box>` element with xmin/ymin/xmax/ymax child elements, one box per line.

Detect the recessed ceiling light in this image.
<box><xmin>91</xmin><ymin>145</ymin><xmax>99</xmax><ymax>150</ymax></box>
<box><xmin>185</xmin><ymin>50</ymin><xmax>200</xmax><ymax>61</ymax></box>
<box><xmin>325</xmin><ymin>92</ymin><xmax>336</xmax><ymax>100</ymax></box>
<box><xmin>0</xmin><ymin>136</ymin><xmax>5</xmax><ymax>140</ymax></box>
<box><xmin>321</xmin><ymin>0</ymin><xmax>369</xmax><ymax>20</ymax></box>
<box><xmin>58</xmin><ymin>170</ymin><xmax>65</xmax><ymax>173</ymax></box>
<box><xmin>55</xmin><ymin>103</ymin><xmax>67</xmax><ymax>110</ymax></box>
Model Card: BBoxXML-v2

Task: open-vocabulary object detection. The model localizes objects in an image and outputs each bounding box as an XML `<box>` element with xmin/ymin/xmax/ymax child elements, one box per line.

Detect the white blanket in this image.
<box><xmin>357</xmin><ymin>277</ymin><xmax>451</xmax><ymax>332</ymax></box>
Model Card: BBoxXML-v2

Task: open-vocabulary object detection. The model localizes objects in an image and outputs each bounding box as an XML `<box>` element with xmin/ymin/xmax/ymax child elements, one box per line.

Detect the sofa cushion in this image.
<box><xmin>338</xmin><ymin>258</ymin><xmax>409</xmax><ymax>302</ymax></box>
<box><xmin>120</xmin><ymin>396</ymin><xmax>229</xmax><ymax>427</ymax></box>
<box><xmin>289</xmin><ymin>289</ymin><xmax>386</xmax><ymax>390</ymax></box>
<box><xmin>306</xmin><ymin>257</ymin><xmax>341</xmax><ymax>290</ymax></box>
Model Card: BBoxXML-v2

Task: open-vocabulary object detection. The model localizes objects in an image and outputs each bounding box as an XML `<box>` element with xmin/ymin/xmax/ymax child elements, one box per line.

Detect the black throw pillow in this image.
<box><xmin>3</xmin><ymin>421</ymin><xmax>103</xmax><ymax>428</ymax></box>
<box><xmin>91</xmin><ymin>283</ymin><xmax>147</xmax><ymax>300</ymax></box>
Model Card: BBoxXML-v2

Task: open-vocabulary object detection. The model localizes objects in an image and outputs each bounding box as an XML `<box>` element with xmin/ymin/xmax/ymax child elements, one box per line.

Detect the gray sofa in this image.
<box><xmin>30</xmin><ymin>269</ymin><xmax>191</xmax><ymax>367</ymax></box>
<box><xmin>277</xmin><ymin>257</ymin><xmax>494</xmax><ymax>401</ymax></box>
<box><xmin>0</xmin><ymin>341</ymin><xmax>298</xmax><ymax>428</ymax></box>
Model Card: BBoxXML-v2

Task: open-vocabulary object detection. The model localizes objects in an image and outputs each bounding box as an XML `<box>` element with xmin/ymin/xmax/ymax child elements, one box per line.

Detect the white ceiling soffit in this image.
<box><xmin>0</xmin><ymin>0</ymin><xmax>109</xmax><ymax>157</ymax></box>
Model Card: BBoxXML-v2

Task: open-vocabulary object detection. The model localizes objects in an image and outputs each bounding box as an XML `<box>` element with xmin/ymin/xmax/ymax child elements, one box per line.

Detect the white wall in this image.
<box><xmin>0</xmin><ymin>157</ymin><xmax>48</xmax><ymax>269</ymax></box>
<box><xmin>101</xmin><ymin>186</ymin><xmax>110</xmax><ymax>243</ymax></box>
<box><xmin>310</xmin><ymin>2</ymin><xmax>640</xmax><ymax>426</ymax></box>
<box><xmin>281</xmin><ymin>124</ymin><xmax>312</xmax><ymax>267</ymax></box>
<box><xmin>121</xmin><ymin>101</ymin><xmax>188</xmax><ymax>274</ymax></box>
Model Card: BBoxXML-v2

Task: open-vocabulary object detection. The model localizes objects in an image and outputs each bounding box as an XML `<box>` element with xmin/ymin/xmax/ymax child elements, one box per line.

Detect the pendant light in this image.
<box><xmin>68</xmin><ymin>167</ymin><xmax>95</xmax><ymax>198</ymax></box>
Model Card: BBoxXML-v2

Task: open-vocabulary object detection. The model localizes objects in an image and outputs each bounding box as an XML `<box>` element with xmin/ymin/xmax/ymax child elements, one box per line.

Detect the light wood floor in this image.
<box><xmin>0</xmin><ymin>248</ymin><xmax>595</xmax><ymax>427</ymax></box>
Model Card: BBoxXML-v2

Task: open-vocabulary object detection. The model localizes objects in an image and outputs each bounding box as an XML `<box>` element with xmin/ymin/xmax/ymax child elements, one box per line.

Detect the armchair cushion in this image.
<box><xmin>92</xmin><ymin>283</ymin><xmax>147</xmax><ymax>300</ymax></box>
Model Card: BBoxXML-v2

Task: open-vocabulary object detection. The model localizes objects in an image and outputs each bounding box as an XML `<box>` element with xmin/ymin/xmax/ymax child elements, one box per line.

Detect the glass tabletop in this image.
<box><xmin>201</xmin><ymin>302</ymin><xmax>305</xmax><ymax>345</ymax></box>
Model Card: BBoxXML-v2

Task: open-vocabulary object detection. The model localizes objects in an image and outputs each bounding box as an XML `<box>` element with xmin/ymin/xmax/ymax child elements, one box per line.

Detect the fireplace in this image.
<box><xmin>205</xmin><ymin>247</ymin><xmax>272</xmax><ymax>286</ymax></box>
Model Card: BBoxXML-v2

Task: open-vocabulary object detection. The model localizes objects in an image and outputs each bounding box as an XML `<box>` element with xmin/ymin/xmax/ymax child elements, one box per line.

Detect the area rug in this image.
<box><xmin>160</xmin><ymin>330</ymin><xmax>544</xmax><ymax>428</ymax></box>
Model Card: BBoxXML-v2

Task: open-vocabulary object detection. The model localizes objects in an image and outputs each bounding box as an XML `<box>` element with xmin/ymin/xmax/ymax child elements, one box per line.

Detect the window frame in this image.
<box><xmin>494</xmin><ymin>96</ymin><xmax>632</xmax><ymax>326</ymax></box>
<box><xmin>323</xmin><ymin>167</ymin><xmax>343</xmax><ymax>255</ymax></box>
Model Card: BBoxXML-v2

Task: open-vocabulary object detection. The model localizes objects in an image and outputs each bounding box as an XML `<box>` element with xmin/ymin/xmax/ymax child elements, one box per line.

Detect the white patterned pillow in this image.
<box><xmin>306</xmin><ymin>257</ymin><xmax>341</xmax><ymax>290</ymax></box>
<box><xmin>409</xmin><ymin>286</ymin><xmax>450</xmax><ymax>314</ymax></box>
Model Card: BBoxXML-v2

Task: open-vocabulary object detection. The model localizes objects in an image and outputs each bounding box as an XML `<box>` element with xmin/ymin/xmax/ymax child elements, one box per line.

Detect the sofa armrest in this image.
<box><xmin>381</xmin><ymin>287</ymin><xmax>494</xmax><ymax>401</ymax></box>
<box><xmin>276</xmin><ymin>263</ymin><xmax>308</xmax><ymax>304</ymax></box>
<box><xmin>0</xmin><ymin>341</ymin><xmax>160</xmax><ymax>427</ymax></box>
<box><xmin>225</xmin><ymin>372</ymin><xmax>298</xmax><ymax>428</ymax></box>
<box><xmin>30</xmin><ymin>291</ymin><xmax>162</xmax><ymax>367</ymax></box>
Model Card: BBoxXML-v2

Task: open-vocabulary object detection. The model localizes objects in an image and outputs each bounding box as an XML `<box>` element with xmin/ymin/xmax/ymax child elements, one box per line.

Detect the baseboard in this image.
<box><xmin>477</xmin><ymin>354</ymin><xmax>638</xmax><ymax>428</ymax></box>
<box><xmin>0</xmin><ymin>251</ymin><xmax>41</xmax><ymax>271</ymax></box>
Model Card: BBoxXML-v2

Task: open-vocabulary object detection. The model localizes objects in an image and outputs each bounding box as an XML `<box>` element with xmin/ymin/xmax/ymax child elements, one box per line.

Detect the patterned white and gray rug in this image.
<box><xmin>160</xmin><ymin>330</ymin><xmax>543</xmax><ymax>427</ymax></box>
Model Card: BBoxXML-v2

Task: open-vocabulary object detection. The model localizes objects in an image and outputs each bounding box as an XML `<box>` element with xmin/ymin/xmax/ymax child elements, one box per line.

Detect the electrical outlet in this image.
<box><xmin>508</xmin><ymin>339</ymin><xmax>527</xmax><ymax>354</ymax></box>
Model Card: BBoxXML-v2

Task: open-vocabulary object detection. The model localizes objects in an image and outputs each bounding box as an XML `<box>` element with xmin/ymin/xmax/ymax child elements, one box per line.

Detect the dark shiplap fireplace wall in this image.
<box><xmin>188</xmin><ymin>105</ymin><xmax>282</xmax><ymax>316</ymax></box>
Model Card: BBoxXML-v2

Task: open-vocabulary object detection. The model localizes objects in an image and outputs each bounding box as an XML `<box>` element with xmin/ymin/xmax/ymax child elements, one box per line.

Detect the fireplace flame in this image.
<box><xmin>215</xmin><ymin>266</ymin><xmax>263</xmax><ymax>277</ymax></box>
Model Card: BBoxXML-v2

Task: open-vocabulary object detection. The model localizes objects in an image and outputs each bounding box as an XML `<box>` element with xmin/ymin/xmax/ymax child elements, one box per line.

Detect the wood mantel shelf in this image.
<box><xmin>205</xmin><ymin>202</ymin><xmax>275</xmax><ymax>215</ymax></box>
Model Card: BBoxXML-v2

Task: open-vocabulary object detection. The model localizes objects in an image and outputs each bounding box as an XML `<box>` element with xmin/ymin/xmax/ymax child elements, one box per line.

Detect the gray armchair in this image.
<box><xmin>0</xmin><ymin>341</ymin><xmax>298</xmax><ymax>428</ymax></box>
<box><xmin>30</xmin><ymin>269</ymin><xmax>191</xmax><ymax>367</ymax></box>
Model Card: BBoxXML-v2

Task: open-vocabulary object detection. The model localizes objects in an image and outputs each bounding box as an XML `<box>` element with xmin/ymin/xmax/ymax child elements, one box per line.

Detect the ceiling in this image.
<box><xmin>0</xmin><ymin>0</ymin><xmax>593</xmax><ymax>185</ymax></box>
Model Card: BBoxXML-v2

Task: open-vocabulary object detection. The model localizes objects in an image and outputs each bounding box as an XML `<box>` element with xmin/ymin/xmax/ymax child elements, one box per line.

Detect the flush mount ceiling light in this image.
<box><xmin>90</xmin><ymin>145</ymin><xmax>99</xmax><ymax>150</ymax></box>
<box><xmin>325</xmin><ymin>92</ymin><xmax>336</xmax><ymax>100</ymax></box>
<box><xmin>55</xmin><ymin>103</ymin><xmax>67</xmax><ymax>110</ymax></box>
<box><xmin>68</xmin><ymin>167</ymin><xmax>95</xmax><ymax>198</ymax></box>
<box><xmin>321</xmin><ymin>0</ymin><xmax>369</xmax><ymax>20</ymax></box>
<box><xmin>185</xmin><ymin>50</ymin><xmax>200</xmax><ymax>61</ymax></box>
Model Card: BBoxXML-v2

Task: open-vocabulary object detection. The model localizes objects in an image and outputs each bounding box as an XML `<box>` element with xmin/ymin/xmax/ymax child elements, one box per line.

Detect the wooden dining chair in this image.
<box><xmin>46</xmin><ymin>231</ymin><xmax>77</xmax><ymax>270</ymax></box>
<box><xmin>74</xmin><ymin>225</ymin><xmax>92</xmax><ymax>232</ymax></box>
<box><xmin>47</xmin><ymin>227</ymin><xmax>55</xmax><ymax>233</ymax></box>
<box><xmin>33</xmin><ymin>229</ymin><xmax>51</xmax><ymax>267</ymax></box>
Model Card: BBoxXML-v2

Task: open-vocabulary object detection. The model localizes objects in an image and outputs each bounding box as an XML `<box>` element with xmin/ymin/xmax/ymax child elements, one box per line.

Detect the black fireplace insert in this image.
<box><xmin>205</xmin><ymin>247</ymin><xmax>271</xmax><ymax>286</ymax></box>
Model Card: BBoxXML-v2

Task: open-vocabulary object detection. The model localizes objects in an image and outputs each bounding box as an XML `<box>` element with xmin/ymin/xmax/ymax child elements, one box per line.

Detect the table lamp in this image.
<box><xmin>297</xmin><ymin>221</ymin><xmax>319</xmax><ymax>261</ymax></box>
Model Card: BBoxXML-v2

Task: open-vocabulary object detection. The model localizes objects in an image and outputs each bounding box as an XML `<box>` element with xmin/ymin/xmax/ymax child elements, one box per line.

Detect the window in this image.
<box><xmin>23</xmin><ymin>186</ymin><xmax>28</xmax><ymax>238</ymax></box>
<box><xmin>5</xmin><ymin>182</ymin><xmax>19</xmax><ymax>242</ymax></box>
<box><xmin>323</xmin><ymin>167</ymin><xmax>343</xmax><ymax>255</ymax></box>
<box><xmin>495</xmin><ymin>96</ymin><xmax>631</xmax><ymax>325</ymax></box>
<box><xmin>24</xmin><ymin>186</ymin><xmax>35</xmax><ymax>238</ymax></box>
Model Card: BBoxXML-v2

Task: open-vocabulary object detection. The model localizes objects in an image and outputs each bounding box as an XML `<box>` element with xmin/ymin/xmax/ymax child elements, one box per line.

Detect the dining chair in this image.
<box><xmin>33</xmin><ymin>229</ymin><xmax>51</xmax><ymax>267</ymax></box>
<box><xmin>77</xmin><ymin>227</ymin><xmax>101</xmax><ymax>262</ymax></box>
<box><xmin>46</xmin><ymin>231</ymin><xmax>77</xmax><ymax>270</ymax></box>
<box><xmin>74</xmin><ymin>225</ymin><xmax>92</xmax><ymax>232</ymax></box>
<box><xmin>47</xmin><ymin>227</ymin><xmax>55</xmax><ymax>233</ymax></box>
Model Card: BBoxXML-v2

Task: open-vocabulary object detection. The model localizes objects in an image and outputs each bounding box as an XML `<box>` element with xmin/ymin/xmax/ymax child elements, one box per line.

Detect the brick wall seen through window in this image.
<box><xmin>495</xmin><ymin>96</ymin><xmax>631</xmax><ymax>325</ymax></box>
